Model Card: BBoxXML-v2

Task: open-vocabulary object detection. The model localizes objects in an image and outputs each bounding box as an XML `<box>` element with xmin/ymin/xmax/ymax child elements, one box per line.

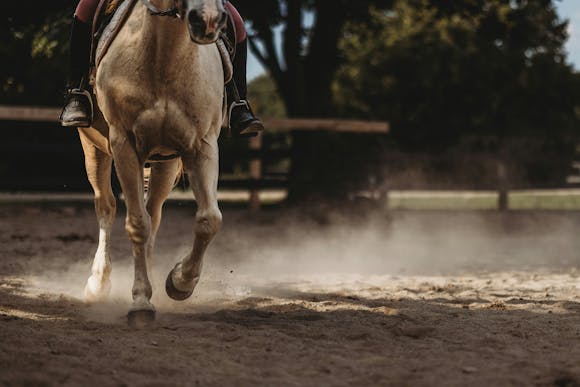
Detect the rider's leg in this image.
<box><xmin>225</xmin><ymin>2</ymin><xmax>264</xmax><ymax>137</ymax></box>
<box><xmin>60</xmin><ymin>0</ymin><xmax>100</xmax><ymax>127</ymax></box>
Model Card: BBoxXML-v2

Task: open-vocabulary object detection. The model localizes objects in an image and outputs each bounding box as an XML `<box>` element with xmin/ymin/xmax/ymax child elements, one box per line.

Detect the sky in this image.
<box><xmin>557</xmin><ymin>0</ymin><xmax>580</xmax><ymax>69</ymax></box>
<box><xmin>247</xmin><ymin>0</ymin><xmax>580</xmax><ymax>81</ymax></box>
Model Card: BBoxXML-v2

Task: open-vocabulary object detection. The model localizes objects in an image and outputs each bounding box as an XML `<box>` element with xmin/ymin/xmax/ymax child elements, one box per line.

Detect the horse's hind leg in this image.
<box><xmin>145</xmin><ymin>159</ymin><xmax>181</xmax><ymax>261</ymax></box>
<box><xmin>110</xmin><ymin>134</ymin><xmax>154</xmax><ymax>325</ymax></box>
<box><xmin>79</xmin><ymin>133</ymin><xmax>116</xmax><ymax>302</ymax></box>
<box><xmin>166</xmin><ymin>140</ymin><xmax>222</xmax><ymax>301</ymax></box>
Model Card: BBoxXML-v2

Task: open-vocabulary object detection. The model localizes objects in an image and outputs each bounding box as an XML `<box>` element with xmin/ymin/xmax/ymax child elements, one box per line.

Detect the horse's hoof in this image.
<box><xmin>166</xmin><ymin>267</ymin><xmax>194</xmax><ymax>301</ymax></box>
<box><xmin>127</xmin><ymin>309</ymin><xmax>156</xmax><ymax>329</ymax></box>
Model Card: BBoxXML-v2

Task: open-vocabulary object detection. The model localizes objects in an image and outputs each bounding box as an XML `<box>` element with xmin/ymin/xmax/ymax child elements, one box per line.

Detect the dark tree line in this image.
<box><xmin>2</xmin><ymin>1</ymin><xmax>76</xmax><ymax>105</ymax></box>
<box><xmin>335</xmin><ymin>0</ymin><xmax>579</xmax><ymax>148</ymax></box>
<box><xmin>238</xmin><ymin>0</ymin><xmax>398</xmax><ymax>201</ymax></box>
<box><xmin>1</xmin><ymin>0</ymin><xmax>579</xmax><ymax>199</ymax></box>
<box><xmin>244</xmin><ymin>0</ymin><xmax>580</xmax><ymax>196</ymax></box>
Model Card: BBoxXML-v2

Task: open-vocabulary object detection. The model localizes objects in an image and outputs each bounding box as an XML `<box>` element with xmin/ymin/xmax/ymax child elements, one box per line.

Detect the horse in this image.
<box><xmin>78</xmin><ymin>0</ymin><xmax>228</xmax><ymax>326</ymax></box>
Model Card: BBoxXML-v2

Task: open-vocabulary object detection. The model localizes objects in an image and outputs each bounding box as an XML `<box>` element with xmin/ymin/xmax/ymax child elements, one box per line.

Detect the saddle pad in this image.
<box><xmin>94</xmin><ymin>0</ymin><xmax>137</xmax><ymax>68</ymax></box>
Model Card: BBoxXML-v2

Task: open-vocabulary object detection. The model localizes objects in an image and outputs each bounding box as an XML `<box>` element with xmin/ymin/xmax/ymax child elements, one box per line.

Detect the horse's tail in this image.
<box><xmin>174</xmin><ymin>158</ymin><xmax>184</xmax><ymax>189</ymax></box>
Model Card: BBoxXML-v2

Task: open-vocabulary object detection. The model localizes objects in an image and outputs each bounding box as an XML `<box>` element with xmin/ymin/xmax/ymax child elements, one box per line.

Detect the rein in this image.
<box><xmin>140</xmin><ymin>0</ymin><xmax>180</xmax><ymax>18</ymax></box>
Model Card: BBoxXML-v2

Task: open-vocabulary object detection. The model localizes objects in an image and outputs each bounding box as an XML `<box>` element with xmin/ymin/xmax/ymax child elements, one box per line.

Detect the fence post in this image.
<box><xmin>249</xmin><ymin>134</ymin><xmax>262</xmax><ymax>210</ymax></box>
<box><xmin>497</xmin><ymin>159</ymin><xmax>509</xmax><ymax>211</ymax></box>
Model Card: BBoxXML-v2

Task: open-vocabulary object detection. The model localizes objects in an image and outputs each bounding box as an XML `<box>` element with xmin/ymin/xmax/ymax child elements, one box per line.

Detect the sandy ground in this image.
<box><xmin>1</xmin><ymin>202</ymin><xmax>580</xmax><ymax>386</ymax></box>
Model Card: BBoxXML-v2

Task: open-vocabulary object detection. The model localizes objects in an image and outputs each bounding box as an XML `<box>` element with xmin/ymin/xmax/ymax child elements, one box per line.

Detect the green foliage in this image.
<box><xmin>1</xmin><ymin>2</ymin><xmax>74</xmax><ymax>105</ymax></box>
<box><xmin>239</xmin><ymin>0</ymin><xmax>394</xmax><ymax>116</ymax></box>
<box><xmin>334</xmin><ymin>0</ymin><xmax>580</xmax><ymax>153</ymax></box>
<box><xmin>248</xmin><ymin>74</ymin><xmax>287</xmax><ymax>119</ymax></box>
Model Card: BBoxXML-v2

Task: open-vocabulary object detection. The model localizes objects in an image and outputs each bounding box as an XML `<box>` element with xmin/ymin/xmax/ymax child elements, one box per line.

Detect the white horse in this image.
<box><xmin>78</xmin><ymin>0</ymin><xmax>227</xmax><ymax>326</ymax></box>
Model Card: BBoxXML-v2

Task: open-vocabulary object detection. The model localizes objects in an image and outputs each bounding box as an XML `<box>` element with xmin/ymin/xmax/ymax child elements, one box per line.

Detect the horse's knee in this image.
<box><xmin>125</xmin><ymin>214</ymin><xmax>151</xmax><ymax>244</ymax></box>
<box><xmin>195</xmin><ymin>208</ymin><xmax>222</xmax><ymax>238</ymax></box>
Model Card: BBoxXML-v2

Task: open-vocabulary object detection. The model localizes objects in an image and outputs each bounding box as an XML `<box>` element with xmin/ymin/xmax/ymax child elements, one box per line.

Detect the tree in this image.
<box><xmin>1</xmin><ymin>1</ymin><xmax>75</xmax><ymax>105</ymax></box>
<box><xmin>334</xmin><ymin>0</ymin><xmax>580</xmax><ymax>187</ymax></box>
<box><xmin>248</xmin><ymin>74</ymin><xmax>287</xmax><ymax>119</ymax></box>
<box><xmin>239</xmin><ymin>0</ymin><xmax>393</xmax><ymax>117</ymax></box>
<box><xmin>238</xmin><ymin>0</ymin><xmax>394</xmax><ymax>202</ymax></box>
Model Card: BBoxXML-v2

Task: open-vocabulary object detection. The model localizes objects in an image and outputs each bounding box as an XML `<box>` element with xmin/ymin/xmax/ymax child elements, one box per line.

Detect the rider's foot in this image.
<box><xmin>229</xmin><ymin>100</ymin><xmax>264</xmax><ymax>137</ymax></box>
<box><xmin>60</xmin><ymin>89</ymin><xmax>93</xmax><ymax>127</ymax></box>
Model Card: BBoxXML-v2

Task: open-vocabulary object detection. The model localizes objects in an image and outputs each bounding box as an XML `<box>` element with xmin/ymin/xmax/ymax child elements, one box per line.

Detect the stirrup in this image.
<box><xmin>60</xmin><ymin>88</ymin><xmax>94</xmax><ymax>127</ymax></box>
<box><xmin>228</xmin><ymin>100</ymin><xmax>250</xmax><ymax>123</ymax></box>
<box><xmin>228</xmin><ymin>100</ymin><xmax>264</xmax><ymax>137</ymax></box>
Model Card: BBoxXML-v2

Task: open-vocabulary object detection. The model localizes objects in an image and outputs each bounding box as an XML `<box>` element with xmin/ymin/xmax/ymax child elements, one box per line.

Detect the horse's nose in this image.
<box><xmin>187</xmin><ymin>8</ymin><xmax>225</xmax><ymax>42</ymax></box>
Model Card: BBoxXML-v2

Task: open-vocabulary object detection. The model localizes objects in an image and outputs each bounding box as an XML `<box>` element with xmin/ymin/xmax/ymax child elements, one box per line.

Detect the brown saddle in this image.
<box><xmin>89</xmin><ymin>0</ymin><xmax>233</xmax><ymax>84</ymax></box>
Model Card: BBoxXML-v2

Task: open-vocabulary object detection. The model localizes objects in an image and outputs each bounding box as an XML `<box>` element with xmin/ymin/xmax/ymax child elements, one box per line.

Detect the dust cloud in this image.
<box><xmin>15</xmin><ymin>205</ymin><xmax>580</xmax><ymax>318</ymax></box>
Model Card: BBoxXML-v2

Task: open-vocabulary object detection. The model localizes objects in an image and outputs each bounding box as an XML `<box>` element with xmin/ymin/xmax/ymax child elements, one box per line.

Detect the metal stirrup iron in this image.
<box><xmin>226</xmin><ymin>80</ymin><xmax>248</xmax><ymax>128</ymax></box>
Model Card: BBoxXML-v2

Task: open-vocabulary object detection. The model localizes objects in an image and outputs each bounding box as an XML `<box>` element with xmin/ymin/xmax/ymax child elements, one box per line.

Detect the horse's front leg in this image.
<box><xmin>79</xmin><ymin>131</ymin><xmax>116</xmax><ymax>303</ymax></box>
<box><xmin>166</xmin><ymin>138</ymin><xmax>222</xmax><ymax>301</ymax></box>
<box><xmin>110</xmin><ymin>133</ymin><xmax>155</xmax><ymax>325</ymax></box>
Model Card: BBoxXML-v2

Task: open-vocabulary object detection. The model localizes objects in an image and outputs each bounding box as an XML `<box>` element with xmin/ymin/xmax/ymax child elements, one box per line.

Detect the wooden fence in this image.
<box><xmin>0</xmin><ymin>105</ymin><xmax>390</xmax><ymax>209</ymax></box>
<box><xmin>4</xmin><ymin>105</ymin><xmax>576</xmax><ymax>211</ymax></box>
<box><xmin>0</xmin><ymin>105</ymin><xmax>390</xmax><ymax>133</ymax></box>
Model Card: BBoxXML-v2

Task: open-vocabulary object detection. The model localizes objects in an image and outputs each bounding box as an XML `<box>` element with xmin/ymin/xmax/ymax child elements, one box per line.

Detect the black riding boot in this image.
<box><xmin>60</xmin><ymin>16</ymin><xmax>93</xmax><ymax>128</ymax></box>
<box><xmin>227</xmin><ymin>38</ymin><xmax>264</xmax><ymax>137</ymax></box>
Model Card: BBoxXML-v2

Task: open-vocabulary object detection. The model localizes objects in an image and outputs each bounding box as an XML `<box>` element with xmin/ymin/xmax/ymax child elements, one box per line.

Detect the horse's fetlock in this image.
<box><xmin>132</xmin><ymin>282</ymin><xmax>153</xmax><ymax>300</ymax></box>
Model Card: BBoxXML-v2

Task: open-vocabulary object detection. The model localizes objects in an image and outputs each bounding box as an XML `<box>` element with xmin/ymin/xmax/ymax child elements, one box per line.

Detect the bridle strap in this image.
<box><xmin>140</xmin><ymin>0</ymin><xmax>179</xmax><ymax>18</ymax></box>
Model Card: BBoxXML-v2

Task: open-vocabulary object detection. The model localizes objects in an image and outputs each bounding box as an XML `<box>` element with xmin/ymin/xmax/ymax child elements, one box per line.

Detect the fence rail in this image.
<box><xmin>2</xmin><ymin>105</ymin><xmax>577</xmax><ymax>212</ymax></box>
<box><xmin>0</xmin><ymin>105</ymin><xmax>390</xmax><ymax>134</ymax></box>
<box><xmin>0</xmin><ymin>106</ymin><xmax>61</xmax><ymax>122</ymax></box>
<box><xmin>0</xmin><ymin>105</ymin><xmax>390</xmax><ymax>209</ymax></box>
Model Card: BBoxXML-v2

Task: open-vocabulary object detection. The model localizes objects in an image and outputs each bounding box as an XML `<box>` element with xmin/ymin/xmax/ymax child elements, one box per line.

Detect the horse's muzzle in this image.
<box><xmin>187</xmin><ymin>8</ymin><xmax>227</xmax><ymax>44</ymax></box>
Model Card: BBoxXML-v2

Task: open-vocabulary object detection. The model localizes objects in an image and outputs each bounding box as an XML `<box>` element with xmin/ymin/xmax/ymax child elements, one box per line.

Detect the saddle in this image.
<box><xmin>88</xmin><ymin>0</ymin><xmax>233</xmax><ymax>85</ymax></box>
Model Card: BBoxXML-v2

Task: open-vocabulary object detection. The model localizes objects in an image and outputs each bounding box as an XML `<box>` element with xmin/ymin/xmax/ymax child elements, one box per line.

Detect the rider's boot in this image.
<box><xmin>60</xmin><ymin>16</ymin><xmax>93</xmax><ymax>128</ymax></box>
<box><xmin>227</xmin><ymin>38</ymin><xmax>264</xmax><ymax>137</ymax></box>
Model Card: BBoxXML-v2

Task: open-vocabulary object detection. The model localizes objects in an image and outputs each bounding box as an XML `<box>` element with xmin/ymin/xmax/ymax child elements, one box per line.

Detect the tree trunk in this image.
<box><xmin>284</xmin><ymin>1</ymin><xmax>353</xmax><ymax>203</ymax></box>
<box><xmin>247</xmin><ymin>1</ymin><xmax>381</xmax><ymax>203</ymax></box>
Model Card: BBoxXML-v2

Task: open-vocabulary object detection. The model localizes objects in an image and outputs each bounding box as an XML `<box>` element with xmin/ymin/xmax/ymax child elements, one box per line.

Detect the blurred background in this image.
<box><xmin>1</xmin><ymin>0</ymin><xmax>580</xmax><ymax>209</ymax></box>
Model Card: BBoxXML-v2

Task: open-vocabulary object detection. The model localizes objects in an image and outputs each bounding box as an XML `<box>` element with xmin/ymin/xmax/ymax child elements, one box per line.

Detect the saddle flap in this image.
<box><xmin>91</xmin><ymin>0</ymin><xmax>120</xmax><ymax>41</ymax></box>
<box><xmin>91</xmin><ymin>0</ymin><xmax>136</xmax><ymax>69</ymax></box>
